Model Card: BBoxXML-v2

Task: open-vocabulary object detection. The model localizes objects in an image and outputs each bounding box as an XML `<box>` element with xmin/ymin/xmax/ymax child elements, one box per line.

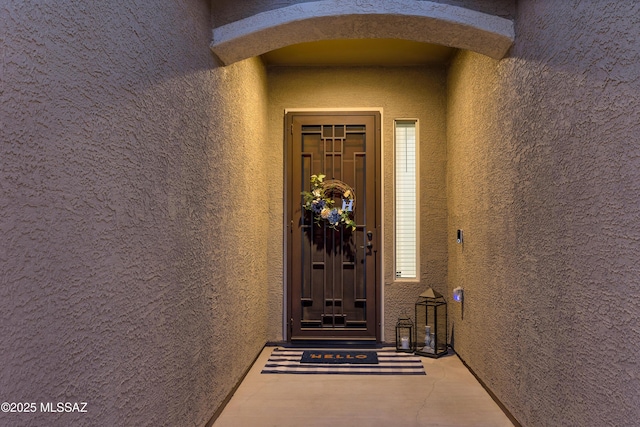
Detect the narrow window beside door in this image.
<box><xmin>395</xmin><ymin>120</ymin><xmax>418</xmax><ymax>279</ymax></box>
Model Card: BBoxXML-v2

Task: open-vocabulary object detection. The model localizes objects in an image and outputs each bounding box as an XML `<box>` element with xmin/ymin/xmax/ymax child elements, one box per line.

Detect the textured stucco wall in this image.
<box><xmin>212</xmin><ymin>0</ymin><xmax>515</xmax><ymax>27</ymax></box>
<box><xmin>1</xmin><ymin>2</ymin><xmax>269</xmax><ymax>426</ymax></box>
<box><xmin>447</xmin><ymin>1</ymin><xmax>640</xmax><ymax>426</ymax></box>
<box><xmin>267</xmin><ymin>66</ymin><xmax>448</xmax><ymax>342</ymax></box>
<box><xmin>206</xmin><ymin>56</ymin><xmax>270</xmax><ymax>423</ymax></box>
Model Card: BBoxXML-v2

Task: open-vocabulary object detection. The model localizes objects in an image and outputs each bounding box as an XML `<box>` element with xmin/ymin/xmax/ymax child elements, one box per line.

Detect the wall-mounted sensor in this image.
<box><xmin>456</xmin><ymin>229</ymin><xmax>463</xmax><ymax>244</ymax></box>
<box><xmin>453</xmin><ymin>287</ymin><xmax>464</xmax><ymax>302</ymax></box>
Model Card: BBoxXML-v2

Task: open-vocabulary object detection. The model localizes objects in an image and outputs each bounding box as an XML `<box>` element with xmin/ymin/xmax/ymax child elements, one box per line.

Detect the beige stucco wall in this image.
<box><xmin>267</xmin><ymin>66</ymin><xmax>448</xmax><ymax>342</ymax></box>
<box><xmin>447</xmin><ymin>1</ymin><xmax>640</xmax><ymax>426</ymax></box>
<box><xmin>1</xmin><ymin>2</ymin><xmax>270</xmax><ymax>426</ymax></box>
<box><xmin>212</xmin><ymin>0</ymin><xmax>516</xmax><ymax>27</ymax></box>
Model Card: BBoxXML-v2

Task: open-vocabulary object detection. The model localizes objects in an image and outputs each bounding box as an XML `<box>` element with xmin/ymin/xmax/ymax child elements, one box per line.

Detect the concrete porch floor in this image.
<box><xmin>212</xmin><ymin>346</ymin><xmax>515</xmax><ymax>427</ymax></box>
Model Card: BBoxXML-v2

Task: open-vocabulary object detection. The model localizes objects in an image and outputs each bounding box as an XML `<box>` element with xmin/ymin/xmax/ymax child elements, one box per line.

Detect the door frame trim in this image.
<box><xmin>283</xmin><ymin>108</ymin><xmax>385</xmax><ymax>342</ymax></box>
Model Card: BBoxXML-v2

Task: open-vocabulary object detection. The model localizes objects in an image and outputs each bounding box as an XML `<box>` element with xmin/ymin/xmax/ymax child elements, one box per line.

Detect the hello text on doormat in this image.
<box><xmin>300</xmin><ymin>350</ymin><xmax>379</xmax><ymax>364</ymax></box>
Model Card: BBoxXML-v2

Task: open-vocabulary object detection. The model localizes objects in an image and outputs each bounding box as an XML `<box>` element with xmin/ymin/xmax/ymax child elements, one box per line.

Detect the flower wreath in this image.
<box><xmin>301</xmin><ymin>174</ymin><xmax>357</xmax><ymax>231</ymax></box>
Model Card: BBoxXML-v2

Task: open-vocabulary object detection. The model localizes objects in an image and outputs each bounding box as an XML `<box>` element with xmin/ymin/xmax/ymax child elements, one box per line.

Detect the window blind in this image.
<box><xmin>395</xmin><ymin>121</ymin><xmax>418</xmax><ymax>279</ymax></box>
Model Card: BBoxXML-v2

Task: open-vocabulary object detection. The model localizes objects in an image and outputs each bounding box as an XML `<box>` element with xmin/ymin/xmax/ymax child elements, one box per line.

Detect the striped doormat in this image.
<box><xmin>261</xmin><ymin>348</ymin><xmax>426</xmax><ymax>375</ymax></box>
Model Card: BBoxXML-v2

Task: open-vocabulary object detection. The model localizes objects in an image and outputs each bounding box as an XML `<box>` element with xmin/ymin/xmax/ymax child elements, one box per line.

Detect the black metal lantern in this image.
<box><xmin>415</xmin><ymin>288</ymin><xmax>448</xmax><ymax>358</ymax></box>
<box><xmin>395</xmin><ymin>317</ymin><xmax>415</xmax><ymax>352</ymax></box>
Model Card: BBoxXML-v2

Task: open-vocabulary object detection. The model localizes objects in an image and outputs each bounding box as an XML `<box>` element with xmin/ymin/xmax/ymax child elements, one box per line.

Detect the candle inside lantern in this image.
<box><xmin>401</xmin><ymin>336</ymin><xmax>410</xmax><ymax>349</ymax></box>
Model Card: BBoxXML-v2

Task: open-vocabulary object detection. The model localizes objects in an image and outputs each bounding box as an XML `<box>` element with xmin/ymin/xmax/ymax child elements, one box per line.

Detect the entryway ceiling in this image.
<box><xmin>261</xmin><ymin>39</ymin><xmax>456</xmax><ymax>67</ymax></box>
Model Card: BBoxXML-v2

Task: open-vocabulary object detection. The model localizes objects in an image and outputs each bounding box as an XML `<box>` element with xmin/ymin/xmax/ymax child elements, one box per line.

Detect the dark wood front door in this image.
<box><xmin>286</xmin><ymin>112</ymin><xmax>381</xmax><ymax>341</ymax></box>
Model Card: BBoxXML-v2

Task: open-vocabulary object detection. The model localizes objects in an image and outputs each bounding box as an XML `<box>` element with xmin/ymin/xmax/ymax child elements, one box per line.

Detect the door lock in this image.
<box><xmin>366</xmin><ymin>231</ymin><xmax>373</xmax><ymax>249</ymax></box>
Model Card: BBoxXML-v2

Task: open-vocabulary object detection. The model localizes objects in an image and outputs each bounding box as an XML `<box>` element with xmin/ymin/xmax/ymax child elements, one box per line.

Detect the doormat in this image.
<box><xmin>261</xmin><ymin>348</ymin><xmax>426</xmax><ymax>375</ymax></box>
<box><xmin>300</xmin><ymin>350</ymin><xmax>378</xmax><ymax>364</ymax></box>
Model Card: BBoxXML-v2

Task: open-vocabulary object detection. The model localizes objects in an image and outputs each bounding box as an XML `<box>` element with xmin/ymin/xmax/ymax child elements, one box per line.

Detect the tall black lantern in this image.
<box><xmin>395</xmin><ymin>317</ymin><xmax>414</xmax><ymax>353</ymax></box>
<box><xmin>415</xmin><ymin>288</ymin><xmax>448</xmax><ymax>358</ymax></box>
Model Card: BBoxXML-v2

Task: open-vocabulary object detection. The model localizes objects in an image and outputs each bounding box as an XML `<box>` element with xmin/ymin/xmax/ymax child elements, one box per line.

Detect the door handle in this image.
<box><xmin>361</xmin><ymin>231</ymin><xmax>374</xmax><ymax>245</ymax></box>
<box><xmin>366</xmin><ymin>231</ymin><xmax>374</xmax><ymax>253</ymax></box>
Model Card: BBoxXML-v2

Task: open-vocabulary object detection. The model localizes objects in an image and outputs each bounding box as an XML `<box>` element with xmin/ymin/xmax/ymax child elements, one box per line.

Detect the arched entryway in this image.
<box><xmin>210</xmin><ymin>0</ymin><xmax>514</xmax><ymax>65</ymax></box>
<box><xmin>210</xmin><ymin>0</ymin><xmax>515</xmax><ymax>343</ymax></box>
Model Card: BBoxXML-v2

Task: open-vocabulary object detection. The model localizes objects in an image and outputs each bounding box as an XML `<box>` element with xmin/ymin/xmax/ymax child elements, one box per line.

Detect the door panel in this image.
<box><xmin>287</xmin><ymin>112</ymin><xmax>381</xmax><ymax>341</ymax></box>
